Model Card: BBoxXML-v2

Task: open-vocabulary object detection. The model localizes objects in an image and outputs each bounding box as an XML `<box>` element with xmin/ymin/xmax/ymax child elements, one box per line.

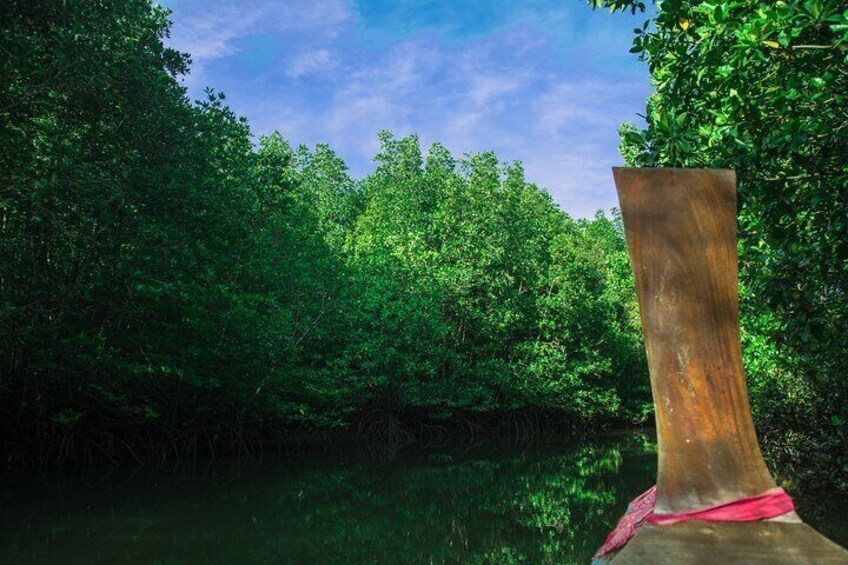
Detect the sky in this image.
<box><xmin>158</xmin><ymin>0</ymin><xmax>653</xmax><ymax>218</ymax></box>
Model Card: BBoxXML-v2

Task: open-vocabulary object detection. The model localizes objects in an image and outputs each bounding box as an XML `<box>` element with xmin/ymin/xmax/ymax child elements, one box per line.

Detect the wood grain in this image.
<box><xmin>608</xmin><ymin>168</ymin><xmax>848</xmax><ymax>563</ymax></box>
<box><xmin>614</xmin><ymin>167</ymin><xmax>774</xmax><ymax>513</ymax></box>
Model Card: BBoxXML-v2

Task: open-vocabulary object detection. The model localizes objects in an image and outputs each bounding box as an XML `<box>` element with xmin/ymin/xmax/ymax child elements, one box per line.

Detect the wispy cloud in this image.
<box><xmin>161</xmin><ymin>0</ymin><xmax>652</xmax><ymax>218</ymax></box>
<box><xmin>286</xmin><ymin>49</ymin><xmax>337</xmax><ymax>78</ymax></box>
<box><xmin>162</xmin><ymin>0</ymin><xmax>351</xmax><ymax>86</ymax></box>
<box><xmin>165</xmin><ymin>0</ymin><xmax>350</xmax><ymax>60</ymax></box>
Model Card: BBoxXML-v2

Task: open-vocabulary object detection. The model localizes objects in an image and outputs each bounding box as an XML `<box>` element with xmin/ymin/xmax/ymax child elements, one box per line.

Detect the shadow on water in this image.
<box><xmin>0</xmin><ymin>432</ymin><xmax>845</xmax><ymax>564</ymax></box>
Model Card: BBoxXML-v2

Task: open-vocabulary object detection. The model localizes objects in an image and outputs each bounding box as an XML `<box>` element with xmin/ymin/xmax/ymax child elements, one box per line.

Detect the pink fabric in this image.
<box><xmin>593</xmin><ymin>486</ymin><xmax>795</xmax><ymax>558</ymax></box>
<box><xmin>593</xmin><ymin>485</ymin><xmax>657</xmax><ymax>558</ymax></box>
<box><xmin>646</xmin><ymin>486</ymin><xmax>795</xmax><ymax>525</ymax></box>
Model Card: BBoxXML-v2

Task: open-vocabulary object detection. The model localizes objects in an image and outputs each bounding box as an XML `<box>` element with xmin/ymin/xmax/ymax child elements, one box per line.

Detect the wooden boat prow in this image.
<box><xmin>607</xmin><ymin>168</ymin><xmax>848</xmax><ymax>563</ymax></box>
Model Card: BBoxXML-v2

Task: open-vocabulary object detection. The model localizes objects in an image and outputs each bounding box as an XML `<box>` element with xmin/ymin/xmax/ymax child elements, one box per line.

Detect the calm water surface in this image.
<box><xmin>2</xmin><ymin>432</ymin><xmax>846</xmax><ymax>564</ymax></box>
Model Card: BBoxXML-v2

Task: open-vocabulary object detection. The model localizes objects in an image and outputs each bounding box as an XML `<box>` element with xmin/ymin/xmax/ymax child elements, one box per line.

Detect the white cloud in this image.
<box><xmin>345</xmin><ymin>40</ymin><xmax>442</xmax><ymax>95</ymax></box>
<box><xmin>166</xmin><ymin>0</ymin><xmax>351</xmax><ymax>65</ymax></box>
<box><xmin>162</xmin><ymin>0</ymin><xmax>651</xmax><ymax>218</ymax></box>
<box><xmin>520</xmin><ymin>142</ymin><xmax>623</xmax><ymax>218</ymax></box>
<box><xmin>287</xmin><ymin>49</ymin><xmax>337</xmax><ymax>78</ymax></box>
<box><xmin>468</xmin><ymin>75</ymin><xmax>522</xmax><ymax>105</ymax></box>
<box><xmin>533</xmin><ymin>79</ymin><xmax>643</xmax><ymax>135</ymax></box>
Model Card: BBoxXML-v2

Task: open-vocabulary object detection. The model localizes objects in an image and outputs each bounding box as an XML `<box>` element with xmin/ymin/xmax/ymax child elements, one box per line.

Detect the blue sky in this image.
<box><xmin>158</xmin><ymin>0</ymin><xmax>652</xmax><ymax>218</ymax></box>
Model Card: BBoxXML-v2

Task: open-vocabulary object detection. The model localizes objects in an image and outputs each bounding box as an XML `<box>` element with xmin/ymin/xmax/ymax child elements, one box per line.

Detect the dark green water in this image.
<box><xmin>1</xmin><ymin>433</ymin><xmax>846</xmax><ymax>564</ymax></box>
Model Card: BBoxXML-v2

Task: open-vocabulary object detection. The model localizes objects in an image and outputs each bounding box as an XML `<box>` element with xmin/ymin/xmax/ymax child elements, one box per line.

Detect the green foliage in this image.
<box><xmin>0</xmin><ymin>0</ymin><xmax>652</xmax><ymax>466</ymax></box>
<box><xmin>0</xmin><ymin>0</ymin><xmax>353</xmax><ymax>459</ymax></box>
<box><xmin>9</xmin><ymin>0</ymin><xmax>843</xmax><ymax>488</ymax></box>
<box><xmin>343</xmin><ymin>133</ymin><xmax>648</xmax><ymax>422</ymax></box>
<box><xmin>597</xmin><ymin>0</ymin><xmax>848</xmax><ymax>486</ymax></box>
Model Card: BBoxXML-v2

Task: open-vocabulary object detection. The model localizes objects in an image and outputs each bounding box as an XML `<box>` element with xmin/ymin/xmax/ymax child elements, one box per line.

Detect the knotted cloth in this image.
<box><xmin>593</xmin><ymin>485</ymin><xmax>796</xmax><ymax>559</ymax></box>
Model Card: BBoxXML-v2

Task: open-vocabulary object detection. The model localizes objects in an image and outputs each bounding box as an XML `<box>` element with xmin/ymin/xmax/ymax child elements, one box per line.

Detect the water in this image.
<box><xmin>1</xmin><ymin>432</ymin><xmax>845</xmax><ymax>564</ymax></box>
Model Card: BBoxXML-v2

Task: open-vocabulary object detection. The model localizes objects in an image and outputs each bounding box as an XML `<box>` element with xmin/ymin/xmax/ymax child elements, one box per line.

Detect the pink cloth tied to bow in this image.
<box><xmin>593</xmin><ymin>485</ymin><xmax>796</xmax><ymax>559</ymax></box>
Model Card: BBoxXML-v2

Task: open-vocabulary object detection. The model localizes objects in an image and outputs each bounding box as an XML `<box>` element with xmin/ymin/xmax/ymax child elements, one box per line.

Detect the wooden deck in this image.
<box><xmin>611</xmin><ymin>522</ymin><xmax>848</xmax><ymax>564</ymax></box>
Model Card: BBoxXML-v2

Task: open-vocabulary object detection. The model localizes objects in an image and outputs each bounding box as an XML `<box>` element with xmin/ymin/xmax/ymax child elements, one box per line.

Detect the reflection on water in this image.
<box><xmin>0</xmin><ymin>432</ymin><xmax>845</xmax><ymax>564</ymax></box>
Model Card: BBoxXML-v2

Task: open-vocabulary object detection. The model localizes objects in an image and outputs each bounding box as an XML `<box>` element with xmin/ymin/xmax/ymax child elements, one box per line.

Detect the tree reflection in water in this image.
<box><xmin>0</xmin><ymin>433</ymin><xmax>656</xmax><ymax>564</ymax></box>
